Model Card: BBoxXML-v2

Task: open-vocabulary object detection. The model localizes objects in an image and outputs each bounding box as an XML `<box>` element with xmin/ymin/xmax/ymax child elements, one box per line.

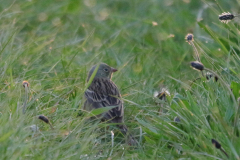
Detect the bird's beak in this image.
<box><xmin>111</xmin><ymin>67</ymin><xmax>118</xmax><ymax>72</ymax></box>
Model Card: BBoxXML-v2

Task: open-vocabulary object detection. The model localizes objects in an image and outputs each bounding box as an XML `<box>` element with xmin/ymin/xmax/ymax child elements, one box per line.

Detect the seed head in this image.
<box><xmin>157</xmin><ymin>91</ymin><xmax>166</xmax><ymax>100</ymax></box>
<box><xmin>155</xmin><ymin>88</ymin><xmax>170</xmax><ymax>102</ymax></box>
<box><xmin>238</xmin><ymin>97</ymin><xmax>240</xmax><ymax>102</ymax></box>
<box><xmin>206</xmin><ymin>72</ymin><xmax>218</xmax><ymax>82</ymax></box>
<box><xmin>212</xmin><ymin>139</ymin><xmax>229</xmax><ymax>158</ymax></box>
<box><xmin>38</xmin><ymin>115</ymin><xmax>54</xmax><ymax>130</ymax></box>
<box><xmin>219</xmin><ymin>12</ymin><xmax>235</xmax><ymax>24</ymax></box>
<box><xmin>29</xmin><ymin>124</ymin><xmax>39</xmax><ymax>132</ymax></box>
<box><xmin>22</xmin><ymin>81</ymin><xmax>29</xmax><ymax>88</ymax></box>
<box><xmin>38</xmin><ymin>115</ymin><xmax>50</xmax><ymax>124</ymax></box>
<box><xmin>206</xmin><ymin>72</ymin><xmax>212</xmax><ymax>80</ymax></box>
<box><xmin>185</xmin><ymin>33</ymin><xmax>194</xmax><ymax>44</ymax></box>
<box><xmin>157</xmin><ymin>88</ymin><xmax>169</xmax><ymax>99</ymax></box>
<box><xmin>212</xmin><ymin>139</ymin><xmax>221</xmax><ymax>149</ymax></box>
<box><xmin>174</xmin><ymin>116</ymin><xmax>181</xmax><ymax>123</ymax></box>
<box><xmin>190</xmin><ymin>61</ymin><xmax>204</xmax><ymax>71</ymax></box>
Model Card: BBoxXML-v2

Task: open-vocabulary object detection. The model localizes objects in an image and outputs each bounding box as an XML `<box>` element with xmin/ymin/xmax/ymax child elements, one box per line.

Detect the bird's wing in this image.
<box><xmin>84</xmin><ymin>78</ymin><xmax>124</xmax><ymax>119</ymax></box>
<box><xmin>85</xmin><ymin>89</ymin><xmax>108</xmax><ymax>103</ymax></box>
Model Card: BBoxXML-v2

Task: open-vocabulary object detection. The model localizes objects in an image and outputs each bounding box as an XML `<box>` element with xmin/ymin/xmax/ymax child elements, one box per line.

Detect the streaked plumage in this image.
<box><xmin>83</xmin><ymin>63</ymin><xmax>134</xmax><ymax>140</ymax></box>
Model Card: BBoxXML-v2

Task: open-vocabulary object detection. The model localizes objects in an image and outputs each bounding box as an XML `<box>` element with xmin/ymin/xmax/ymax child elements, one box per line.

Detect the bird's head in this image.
<box><xmin>87</xmin><ymin>63</ymin><xmax>117</xmax><ymax>81</ymax></box>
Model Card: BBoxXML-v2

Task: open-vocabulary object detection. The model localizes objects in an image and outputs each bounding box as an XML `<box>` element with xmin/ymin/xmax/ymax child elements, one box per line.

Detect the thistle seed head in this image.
<box><xmin>38</xmin><ymin>115</ymin><xmax>50</xmax><ymax>124</ymax></box>
<box><xmin>185</xmin><ymin>33</ymin><xmax>194</xmax><ymax>44</ymax></box>
<box><xmin>219</xmin><ymin>12</ymin><xmax>235</xmax><ymax>24</ymax></box>
<box><xmin>22</xmin><ymin>81</ymin><xmax>29</xmax><ymax>88</ymax></box>
<box><xmin>190</xmin><ymin>61</ymin><xmax>204</xmax><ymax>71</ymax></box>
<box><xmin>212</xmin><ymin>139</ymin><xmax>221</xmax><ymax>149</ymax></box>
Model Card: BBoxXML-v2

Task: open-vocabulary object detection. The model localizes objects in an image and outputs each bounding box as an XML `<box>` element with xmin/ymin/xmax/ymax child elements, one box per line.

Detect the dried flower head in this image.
<box><xmin>206</xmin><ymin>72</ymin><xmax>218</xmax><ymax>82</ymax></box>
<box><xmin>174</xmin><ymin>116</ymin><xmax>181</xmax><ymax>123</ymax></box>
<box><xmin>185</xmin><ymin>33</ymin><xmax>194</xmax><ymax>44</ymax></box>
<box><xmin>219</xmin><ymin>12</ymin><xmax>235</xmax><ymax>23</ymax></box>
<box><xmin>190</xmin><ymin>61</ymin><xmax>204</xmax><ymax>71</ymax></box>
<box><xmin>22</xmin><ymin>81</ymin><xmax>29</xmax><ymax>88</ymax></box>
<box><xmin>212</xmin><ymin>139</ymin><xmax>221</xmax><ymax>149</ymax></box>
<box><xmin>29</xmin><ymin>124</ymin><xmax>39</xmax><ymax>132</ymax></box>
<box><xmin>38</xmin><ymin>115</ymin><xmax>54</xmax><ymax>129</ymax></box>
<box><xmin>212</xmin><ymin>139</ymin><xmax>229</xmax><ymax>158</ymax></box>
<box><xmin>238</xmin><ymin>97</ymin><xmax>240</xmax><ymax>102</ymax></box>
<box><xmin>156</xmin><ymin>88</ymin><xmax>170</xmax><ymax>100</ymax></box>
<box><xmin>157</xmin><ymin>91</ymin><xmax>166</xmax><ymax>100</ymax></box>
<box><xmin>38</xmin><ymin>115</ymin><xmax>49</xmax><ymax>124</ymax></box>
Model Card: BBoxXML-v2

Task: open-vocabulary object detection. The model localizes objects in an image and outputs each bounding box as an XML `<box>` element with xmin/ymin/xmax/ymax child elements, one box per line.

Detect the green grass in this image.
<box><xmin>1</xmin><ymin>0</ymin><xmax>240</xmax><ymax>159</ymax></box>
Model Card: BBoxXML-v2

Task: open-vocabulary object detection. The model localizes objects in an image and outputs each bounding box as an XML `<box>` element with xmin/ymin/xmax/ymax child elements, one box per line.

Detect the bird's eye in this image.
<box><xmin>104</xmin><ymin>68</ymin><xmax>109</xmax><ymax>72</ymax></box>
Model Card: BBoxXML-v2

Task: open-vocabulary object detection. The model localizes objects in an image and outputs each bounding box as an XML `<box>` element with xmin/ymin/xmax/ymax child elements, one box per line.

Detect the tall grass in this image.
<box><xmin>0</xmin><ymin>0</ymin><xmax>240</xmax><ymax>159</ymax></box>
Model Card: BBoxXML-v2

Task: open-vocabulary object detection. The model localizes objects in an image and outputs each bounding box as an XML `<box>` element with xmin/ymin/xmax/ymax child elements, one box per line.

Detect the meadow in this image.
<box><xmin>1</xmin><ymin>0</ymin><xmax>240</xmax><ymax>159</ymax></box>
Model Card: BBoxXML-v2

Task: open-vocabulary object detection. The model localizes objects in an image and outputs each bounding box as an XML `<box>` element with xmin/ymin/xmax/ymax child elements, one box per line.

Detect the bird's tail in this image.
<box><xmin>118</xmin><ymin>124</ymin><xmax>137</xmax><ymax>146</ymax></box>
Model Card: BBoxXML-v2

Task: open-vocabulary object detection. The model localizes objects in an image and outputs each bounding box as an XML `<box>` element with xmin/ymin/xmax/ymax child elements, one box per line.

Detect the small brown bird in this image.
<box><xmin>83</xmin><ymin>63</ymin><xmax>136</xmax><ymax>144</ymax></box>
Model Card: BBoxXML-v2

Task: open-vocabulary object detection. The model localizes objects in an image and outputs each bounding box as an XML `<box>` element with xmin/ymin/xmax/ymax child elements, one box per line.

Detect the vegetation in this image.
<box><xmin>1</xmin><ymin>0</ymin><xmax>240</xmax><ymax>159</ymax></box>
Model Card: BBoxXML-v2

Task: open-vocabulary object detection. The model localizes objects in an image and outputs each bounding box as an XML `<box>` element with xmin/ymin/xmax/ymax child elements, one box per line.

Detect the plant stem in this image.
<box><xmin>49</xmin><ymin>123</ymin><xmax>54</xmax><ymax>130</ymax></box>
<box><xmin>110</xmin><ymin>130</ymin><xmax>114</xmax><ymax>156</ymax></box>
<box><xmin>204</xmin><ymin>68</ymin><xmax>238</xmax><ymax>128</ymax></box>
<box><xmin>22</xmin><ymin>85</ymin><xmax>28</xmax><ymax>114</ymax></box>
<box><xmin>190</xmin><ymin>77</ymin><xmax>202</xmax><ymax>87</ymax></box>
<box><xmin>220</xmin><ymin>148</ymin><xmax>229</xmax><ymax>158</ymax></box>
<box><xmin>190</xmin><ymin>41</ymin><xmax>201</xmax><ymax>62</ymax></box>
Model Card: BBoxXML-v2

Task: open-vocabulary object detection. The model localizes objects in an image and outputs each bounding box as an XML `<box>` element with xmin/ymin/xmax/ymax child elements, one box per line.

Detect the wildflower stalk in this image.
<box><xmin>220</xmin><ymin>148</ymin><xmax>229</xmax><ymax>158</ymax></box>
<box><xmin>204</xmin><ymin>68</ymin><xmax>238</xmax><ymax>128</ymax></box>
<box><xmin>186</xmin><ymin>34</ymin><xmax>203</xmax><ymax>76</ymax></box>
<box><xmin>110</xmin><ymin>131</ymin><xmax>114</xmax><ymax>156</ymax></box>
<box><xmin>186</xmin><ymin>34</ymin><xmax>201</xmax><ymax>62</ymax></box>
<box><xmin>190</xmin><ymin>62</ymin><xmax>238</xmax><ymax>130</ymax></box>
<box><xmin>38</xmin><ymin>115</ymin><xmax>54</xmax><ymax>130</ymax></box>
<box><xmin>190</xmin><ymin>42</ymin><xmax>204</xmax><ymax>76</ymax></box>
<box><xmin>190</xmin><ymin>41</ymin><xmax>201</xmax><ymax>62</ymax></box>
<box><xmin>212</xmin><ymin>139</ymin><xmax>229</xmax><ymax>158</ymax></box>
<box><xmin>22</xmin><ymin>81</ymin><xmax>29</xmax><ymax>114</ymax></box>
<box><xmin>157</xmin><ymin>91</ymin><xmax>166</xmax><ymax>114</ymax></box>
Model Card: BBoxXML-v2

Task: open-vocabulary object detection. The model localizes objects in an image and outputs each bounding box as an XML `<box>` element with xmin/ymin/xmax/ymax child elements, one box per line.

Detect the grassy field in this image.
<box><xmin>1</xmin><ymin>0</ymin><xmax>240</xmax><ymax>159</ymax></box>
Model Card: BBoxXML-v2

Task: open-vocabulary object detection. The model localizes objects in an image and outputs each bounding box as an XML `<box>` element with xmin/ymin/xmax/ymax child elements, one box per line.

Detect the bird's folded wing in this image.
<box><xmin>85</xmin><ymin>89</ymin><xmax>107</xmax><ymax>103</ymax></box>
<box><xmin>84</xmin><ymin>89</ymin><xmax>121</xmax><ymax>108</ymax></box>
<box><xmin>84</xmin><ymin>79</ymin><xmax>123</xmax><ymax>117</ymax></box>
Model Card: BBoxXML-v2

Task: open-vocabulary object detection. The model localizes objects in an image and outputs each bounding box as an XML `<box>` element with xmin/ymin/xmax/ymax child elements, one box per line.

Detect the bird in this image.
<box><xmin>83</xmin><ymin>63</ymin><xmax>136</xmax><ymax>145</ymax></box>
